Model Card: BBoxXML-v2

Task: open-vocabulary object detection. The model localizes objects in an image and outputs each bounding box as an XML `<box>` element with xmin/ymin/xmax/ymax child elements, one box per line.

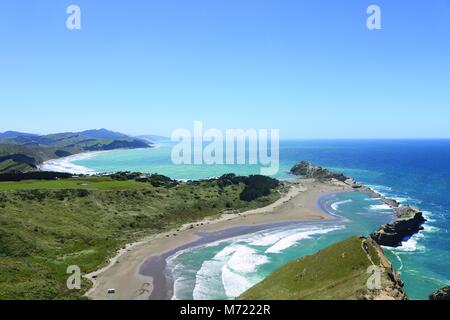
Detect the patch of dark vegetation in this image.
<box><xmin>77</xmin><ymin>189</ymin><xmax>90</xmax><ymax>197</ymax></box>
<box><xmin>0</xmin><ymin>153</ymin><xmax>37</xmax><ymax>166</ymax></box>
<box><xmin>110</xmin><ymin>171</ymin><xmax>142</xmax><ymax>181</ymax></box>
<box><xmin>54</xmin><ymin>150</ymin><xmax>72</xmax><ymax>157</ymax></box>
<box><xmin>0</xmin><ymin>171</ymin><xmax>73</xmax><ymax>182</ymax></box>
<box><xmin>83</xmin><ymin>139</ymin><xmax>149</xmax><ymax>151</ymax></box>
<box><xmin>216</xmin><ymin>173</ymin><xmax>248</xmax><ymax>188</ymax></box>
<box><xmin>138</xmin><ymin>174</ymin><xmax>178</xmax><ymax>188</ymax></box>
<box><xmin>216</xmin><ymin>173</ymin><xmax>280</xmax><ymax>201</ymax></box>
<box><xmin>239</xmin><ymin>175</ymin><xmax>280</xmax><ymax>201</ymax></box>
<box><xmin>0</xmin><ymin>193</ymin><xmax>6</xmax><ymax>208</ymax></box>
<box><xmin>111</xmin><ymin>171</ymin><xmax>178</xmax><ymax>188</ymax></box>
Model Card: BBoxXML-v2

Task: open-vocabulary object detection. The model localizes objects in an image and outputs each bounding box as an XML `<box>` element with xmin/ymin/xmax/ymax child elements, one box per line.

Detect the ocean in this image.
<box><xmin>70</xmin><ymin>139</ymin><xmax>450</xmax><ymax>299</ymax></box>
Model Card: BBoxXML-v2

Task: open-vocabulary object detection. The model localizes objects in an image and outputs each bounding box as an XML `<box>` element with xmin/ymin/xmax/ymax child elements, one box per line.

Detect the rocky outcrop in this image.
<box><xmin>290</xmin><ymin>161</ymin><xmax>347</xmax><ymax>182</ymax></box>
<box><xmin>364</xmin><ymin>237</ymin><xmax>407</xmax><ymax>300</ymax></box>
<box><xmin>290</xmin><ymin>161</ymin><xmax>426</xmax><ymax>248</ymax></box>
<box><xmin>429</xmin><ymin>286</ymin><xmax>450</xmax><ymax>300</ymax></box>
<box><xmin>370</xmin><ymin>205</ymin><xmax>426</xmax><ymax>247</ymax></box>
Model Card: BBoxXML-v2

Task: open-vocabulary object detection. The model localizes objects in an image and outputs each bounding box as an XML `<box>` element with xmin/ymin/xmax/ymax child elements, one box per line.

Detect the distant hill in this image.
<box><xmin>0</xmin><ymin>129</ymin><xmax>153</xmax><ymax>173</ymax></box>
<box><xmin>78</xmin><ymin>129</ymin><xmax>130</xmax><ymax>140</ymax></box>
<box><xmin>0</xmin><ymin>131</ymin><xmax>38</xmax><ymax>139</ymax></box>
<box><xmin>136</xmin><ymin>134</ymin><xmax>170</xmax><ymax>143</ymax></box>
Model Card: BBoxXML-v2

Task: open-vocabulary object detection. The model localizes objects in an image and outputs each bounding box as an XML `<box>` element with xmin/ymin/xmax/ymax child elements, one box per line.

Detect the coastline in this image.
<box><xmin>85</xmin><ymin>178</ymin><xmax>353</xmax><ymax>300</ymax></box>
<box><xmin>37</xmin><ymin>146</ymin><xmax>160</xmax><ymax>176</ymax></box>
<box><xmin>37</xmin><ymin>151</ymin><xmax>108</xmax><ymax>175</ymax></box>
<box><xmin>84</xmin><ymin>164</ymin><xmax>428</xmax><ymax>301</ymax></box>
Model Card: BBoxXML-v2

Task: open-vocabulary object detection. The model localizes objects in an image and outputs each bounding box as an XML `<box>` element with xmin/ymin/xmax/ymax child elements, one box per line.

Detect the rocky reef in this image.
<box><xmin>370</xmin><ymin>206</ymin><xmax>426</xmax><ymax>247</ymax></box>
<box><xmin>429</xmin><ymin>286</ymin><xmax>450</xmax><ymax>300</ymax></box>
<box><xmin>290</xmin><ymin>161</ymin><xmax>426</xmax><ymax>248</ymax></box>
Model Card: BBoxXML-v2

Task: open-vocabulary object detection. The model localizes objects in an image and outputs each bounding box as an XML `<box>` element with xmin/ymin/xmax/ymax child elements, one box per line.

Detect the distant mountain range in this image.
<box><xmin>0</xmin><ymin>129</ymin><xmax>166</xmax><ymax>174</ymax></box>
<box><xmin>135</xmin><ymin>134</ymin><xmax>171</xmax><ymax>143</ymax></box>
<box><xmin>0</xmin><ymin>131</ymin><xmax>39</xmax><ymax>139</ymax></box>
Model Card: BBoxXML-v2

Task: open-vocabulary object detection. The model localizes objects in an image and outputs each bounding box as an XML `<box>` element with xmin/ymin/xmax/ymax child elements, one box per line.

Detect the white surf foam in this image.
<box><xmin>265</xmin><ymin>226</ymin><xmax>344</xmax><ymax>254</ymax></box>
<box><xmin>387</xmin><ymin>234</ymin><xmax>425</xmax><ymax>253</ymax></box>
<box><xmin>249</xmin><ymin>229</ymin><xmax>295</xmax><ymax>247</ymax></box>
<box><xmin>365</xmin><ymin>184</ymin><xmax>392</xmax><ymax>197</ymax></box>
<box><xmin>331</xmin><ymin>199</ymin><xmax>353</xmax><ymax>211</ymax></box>
<box><xmin>221</xmin><ymin>264</ymin><xmax>252</xmax><ymax>298</ymax></box>
<box><xmin>423</xmin><ymin>224</ymin><xmax>440</xmax><ymax>233</ymax></box>
<box><xmin>193</xmin><ymin>259</ymin><xmax>226</xmax><ymax>300</ymax></box>
<box><xmin>422</xmin><ymin>211</ymin><xmax>436</xmax><ymax>222</ymax></box>
<box><xmin>391</xmin><ymin>197</ymin><xmax>412</xmax><ymax>204</ymax></box>
<box><xmin>370</xmin><ymin>204</ymin><xmax>392</xmax><ymax>211</ymax></box>
<box><xmin>38</xmin><ymin>151</ymin><xmax>105</xmax><ymax>175</ymax></box>
<box><xmin>227</xmin><ymin>246</ymin><xmax>269</xmax><ymax>273</ymax></box>
<box><xmin>191</xmin><ymin>244</ymin><xmax>268</xmax><ymax>299</ymax></box>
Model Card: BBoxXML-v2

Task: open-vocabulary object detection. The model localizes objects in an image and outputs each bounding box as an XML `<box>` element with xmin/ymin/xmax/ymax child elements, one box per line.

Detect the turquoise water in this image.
<box><xmin>74</xmin><ymin>139</ymin><xmax>450</xmax><ymax>299</ymax></box>
<box><xmin>74</xmin><ymin>142</ymin><xmax>294</xmax><ymax>180</ymax></box>
<box><xmin>167</xmin><ymin>192</ymin><xmax>393</xmax><ymax>300</ymax></box>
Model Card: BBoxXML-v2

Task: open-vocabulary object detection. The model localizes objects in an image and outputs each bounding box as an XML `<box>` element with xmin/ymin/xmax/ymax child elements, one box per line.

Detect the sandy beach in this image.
<box><xmin>85</xmin><ymin>178</ymin><xmax>353</xmax><ymax>300</ymax></box>
<box><xmin>37</xmin><ymin>151</ymin><xmax>107</xmax><ymax>175</ymax></box>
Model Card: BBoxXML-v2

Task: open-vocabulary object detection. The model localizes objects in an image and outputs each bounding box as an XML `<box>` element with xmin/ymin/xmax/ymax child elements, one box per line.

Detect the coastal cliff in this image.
<box><xmin>371</xmin><ymin>206</ymin><xmax>426</xmax><ymax>247</ymax></box>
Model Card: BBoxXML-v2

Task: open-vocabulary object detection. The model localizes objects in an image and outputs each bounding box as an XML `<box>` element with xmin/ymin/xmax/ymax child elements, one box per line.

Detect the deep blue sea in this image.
<box><xmin>73</xmin><ymin>140</ymin><xmax>450</xmax><ymax>299</ymax></box>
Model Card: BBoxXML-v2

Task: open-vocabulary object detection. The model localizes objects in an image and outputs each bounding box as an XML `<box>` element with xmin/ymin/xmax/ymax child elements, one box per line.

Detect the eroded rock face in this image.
<box><xmin>290</xmin><ymin>161</ymin><xmax>347</xmax><ymax>182</ymax></box>
<box><xmin>370</xmin><ymin>206</ymin><xmax>426</xmax><ymax>247</ymax></box>
<box><xmin>429</xmin><ymin>286</ymin><xmax>450</xmax><ymax>300</ymax></box>
<box><xmin>363</xmin><ymin>237</ymin><xmax>407</xmax><ymax>300</ymax></box>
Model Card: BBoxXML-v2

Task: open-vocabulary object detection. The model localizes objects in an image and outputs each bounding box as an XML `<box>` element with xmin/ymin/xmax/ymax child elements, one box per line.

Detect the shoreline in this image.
<box><xmin>38</xmin><ymin>151</ymin><xmax>108</xmax><ymax>175</ymax></box>
<box><xmin>84</xmin><ymin>168</ymin><xmax>426</xmax><ymax>301</ymax></box>
<box><xmin>37</xmin><ymin>146</ymin><xmax>160</xmax><ymax>176</ymax></box>
<box><xmin>85</xmin><ymin>178</ymin><xmax>353</xmax><ymax>300</ymax></box>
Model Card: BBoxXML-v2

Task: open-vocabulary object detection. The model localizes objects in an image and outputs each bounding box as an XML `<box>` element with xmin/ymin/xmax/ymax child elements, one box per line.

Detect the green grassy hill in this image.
<box><xmin>0</xmin><ymin>175</ymin><xmax>282</xmax><ymax>299</ymax></box>
<box><xmin>239</xmin><ymin>236</ymin><xmax>406</xmax><ymax>300</ymax></box>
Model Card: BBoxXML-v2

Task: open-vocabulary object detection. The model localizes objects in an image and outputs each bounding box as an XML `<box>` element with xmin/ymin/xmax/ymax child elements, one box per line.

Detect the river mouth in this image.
<box><xmin>139</xmin><ymin>191</ymin><xmax>394</xmax><ymax>300</ymax></box>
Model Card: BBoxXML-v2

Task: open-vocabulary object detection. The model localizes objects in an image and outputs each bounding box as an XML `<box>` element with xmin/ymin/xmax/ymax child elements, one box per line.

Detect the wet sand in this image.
<box><xmin>85</xmin><ymin>178</ymin><xmax>353</xmax><ymax>300</ymax></box>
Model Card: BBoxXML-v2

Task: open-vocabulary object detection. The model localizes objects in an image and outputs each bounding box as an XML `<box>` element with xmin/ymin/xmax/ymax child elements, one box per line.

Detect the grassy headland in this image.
<box><xmin>239</xmin><ymin>236</ymin><xmax>406</xmax><ymax>300</ymax></box>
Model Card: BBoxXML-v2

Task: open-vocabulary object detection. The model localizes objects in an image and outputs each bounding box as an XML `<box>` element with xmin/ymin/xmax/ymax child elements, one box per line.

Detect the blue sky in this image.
<box><xmin>1</xmin><ymin>0</ymin><xmax>449</xmax><ymax>138</ymax></box>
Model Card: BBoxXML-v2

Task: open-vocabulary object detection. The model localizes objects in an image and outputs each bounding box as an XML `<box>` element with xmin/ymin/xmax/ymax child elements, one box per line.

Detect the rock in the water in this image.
<box><xmin>394</xmin><ymin>205</ymin><xmax>421</xmax><ymax>219</ymax></box>
<box><xmin>383</xmin><ymin>198</ymin><xmax>400</xmax><ymax>208</ymax></box>
<box><xmin>429</xmin><ymin>286</ymin><xmax>450</xmax><ymax>300</ymax></box>
<box><xmin>370</xmin><ymin>206</ymin><xmax>426</xmax><ymax>247</ymax></box>
<box><xmin>290</xmin><ymin>161</ymin><xmax>347</xmax><ymax>182</ymax></box>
